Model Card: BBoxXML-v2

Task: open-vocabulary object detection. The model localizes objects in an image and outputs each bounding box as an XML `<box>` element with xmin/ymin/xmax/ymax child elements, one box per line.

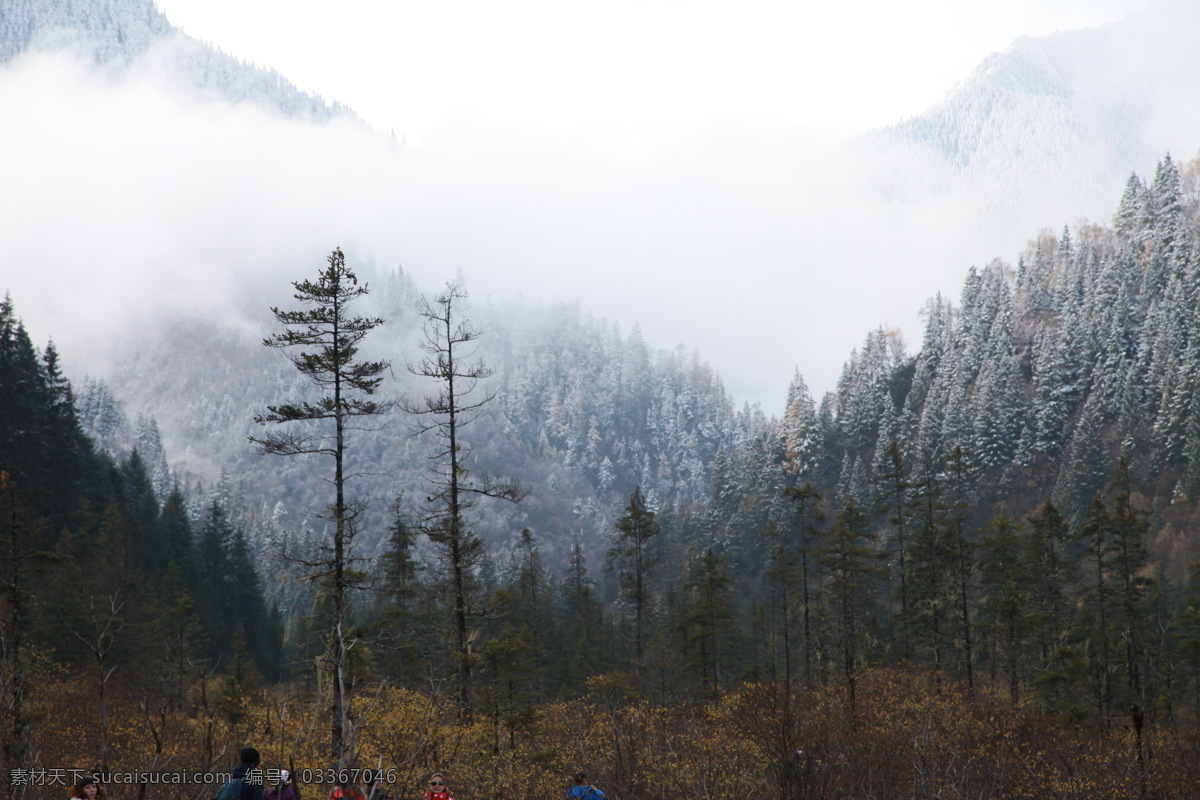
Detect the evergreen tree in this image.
<box><xmin>1178</xmin><ymin>557</ymin><xmax>1200</xmax><ymax>725</ymax></box>
<box><xmin>1023</xmin><ymin>501</ymin><xmax>1076</xmax><ymax>713</ymax></box>
<box><xmin>780</xmin><ymin>369</ymin><xmax>823</xmax><ymax>480</ymax></box>
<box><xmin>119</xmin><ymin>449</ymin><xmax>164</xmax><ymax>575</ymax></box>
<box><xmin>512</xmin><ymin>528</ymin><xmax>551</xmax><ymax>700</ymax></box>
<box><xmin>784</xmin><ymin>484</ymin><xmax>825</xmax><ymax>688</ymax></box>
<box><xmin>556</xmin><ymin>538</ymin><xmax>607</xmax><ymax>690</ymax></box>
<box><xmin>159</xmin><ymin>485</ymin><xmax>198</xmax><ymax>591</ymax></box>
<box><xmin>1107</xmin><ymin>461</ymin><xmax>1151</xmax><ymax>715</ymax></box>
<box><xmin>820</xmin><ymin>496</ymin><xmax>878</xmax><ymax>720</ymax></box>
<box><xmin>227</xmin><ymin>527</ymin><xmax>282</xmax><ymax>680</ymax></box>
<box><xmin>758</xmin><ymin>519</ymin><xmax>796</xmax><ymax>686</ymax></box>
<box><xmin>1032</xmin><ymin>328</ymin><xmax>1072</xmax><ymax>455</ymax></box>
<box><xmin>477</xmin><ymin>624</ymin><xmax>535</xmax><ymax>751</ymax></box>
<box><xmin>375</xmin><ymin>494</ymin><xmax>422</xmax><ymax>682</ymax></box>
<box><xmin>836</xmin><ymin>329</ymin><xmax>897</xmax><ymax>453</ymax></box>
<box><xmin>978</xmin><ymin>512</ymin><xmax>1032</xmax><ymax>702</ymax></box>
<box><xmin>679</xmin><ymin>546</ymin><xmax>734</xmax><ymax>697</ymax></box>
<box><xmin>0</xmin><ymin>299</ymin><xmax>50</xmax><ymax>506</ymax></box>
<box><xmin>942</xmin><ymin>446</ymin><xmax>978</xmax><ymax>693</ymax></box>
<box><xmin>1144</xmin><ymin>154</ymin><xmax>1185</xmax><ymax>300</ymax></box>
<box><xmin>39</xmin><ymin>340</ymin><xmax>98</xmax><ymax>528</ymax></box>
<box><xmin>251</xmin><ymin>247</ymin><xmax>392</xmax><ymax>764</ymax></box>
<box><xmin>871</xmin><ymin>409</ymin><xmax>912</xmax><ymax>625</ymax></box>
<box><xmin>1077</xmin><ymin>494</ymin><xmax>1115</xmax><ymax>729</ymax></box>
<box><xmin>971</xmin><ymin>298</ymin><xmax>1024</xmax><ymax>470</ymax></box>
<box><xmin>907</xmin><ymin>459</ymin><xmax>951</xmax><ymax>673</ymax></box>
<box><xmin>608</xmin><ymin>486</ymin><xmax>660</xmax><ymax>663</ymax></box>
<box><xmin>0</xmin><ymin>470</ymin><xmax>39</xmax><ymax>794</ymax></box>
<box><xmin>906</xmin><ymin>293</ymin><xmax>952</xmax><ymax>414</ymax></box>
<box><xmin>1053</xmin><ymin>392</ymin><xmax>1111</xmax><ymax>522</ymax></box>
<box><xmin>1114</xmin><ymin>173</ymin><xmax>1147</xmax><ymax>241</ymax></box>
<box><xmin>194</xmin><ymin>500</ymin><xmax>236</xmax><ymax>664</ymax></box>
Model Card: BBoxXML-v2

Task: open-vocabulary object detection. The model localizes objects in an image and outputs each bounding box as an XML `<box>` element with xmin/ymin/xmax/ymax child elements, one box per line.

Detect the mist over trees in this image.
<box><xmin>4</xmin><ymin>151</ymin><xmax>1200</xmax><ymax>797</ymax></box>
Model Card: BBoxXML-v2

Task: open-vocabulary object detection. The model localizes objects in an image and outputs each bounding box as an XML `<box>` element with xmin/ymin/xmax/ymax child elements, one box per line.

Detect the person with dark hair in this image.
<box><xmin>366</xmin><ymin>777</ymin><xmax>392</xmax><ymax>800</ymax></box>
<box><xmin>565</xmin><ymin>772</ymin><xmax>605</xmax><ymax>800</ymax></box>
<box><xmin>422</xmin><ymin>773</ymin><xmax>454</xmax><ymax>800</ymax></box>
<box><xmin>68</xmin><ymin>775</ymin><xmax>107</xmax><ymax>800</ymax></box>
<box><xmin>215</xmin><ymin>747</ymin><xmax>265</xmax><ymax>800</ymax></box>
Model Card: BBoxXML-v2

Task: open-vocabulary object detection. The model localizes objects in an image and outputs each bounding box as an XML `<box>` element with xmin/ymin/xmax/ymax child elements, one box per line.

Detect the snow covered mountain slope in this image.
<box><xmin>0</xmin><ymin>0</ymin><xmax>353</xmax><ymax>120</ymax></box>
<box><xmin>861</xmin><ymin>0</ymin><xmax>1200</xmax><ymax>232</ymax></box>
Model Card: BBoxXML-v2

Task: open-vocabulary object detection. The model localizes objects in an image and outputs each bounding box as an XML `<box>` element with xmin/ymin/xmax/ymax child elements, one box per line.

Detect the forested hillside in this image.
<box><xmin>5</xmin><ymin>152</ymin><xmax>1200</xmax><ymax>798</ymax></box>
<box><xmin>785</xmin><ymin>153</ymin><xmax>1200</xmax><ymax>532</ymax></box>
<box><xmin>86</xmin><ymin>269</ymin><xmax>746</xmax><ymax>570</ymax></box>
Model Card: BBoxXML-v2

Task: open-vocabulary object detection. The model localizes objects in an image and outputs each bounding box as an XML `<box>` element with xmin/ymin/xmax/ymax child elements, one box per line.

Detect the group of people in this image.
<box><xmin>64</xmin><ymin>749</ymin><xmax>606</xmax><ymax>800</ymax></box>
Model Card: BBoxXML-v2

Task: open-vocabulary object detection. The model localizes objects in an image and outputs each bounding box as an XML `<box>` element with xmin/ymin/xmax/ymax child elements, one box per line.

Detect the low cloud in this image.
<box><xmin>2</xmin><ymin>20</ymin><xmax>1197</xmax><ymax>414</ymax></box>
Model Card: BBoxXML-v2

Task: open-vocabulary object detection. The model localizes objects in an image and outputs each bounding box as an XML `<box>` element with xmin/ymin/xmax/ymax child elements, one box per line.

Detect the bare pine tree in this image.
<box><xmin>402</xmin><ymin>281</ymin><xmax>521</xmax><ymax>720</ymax></box>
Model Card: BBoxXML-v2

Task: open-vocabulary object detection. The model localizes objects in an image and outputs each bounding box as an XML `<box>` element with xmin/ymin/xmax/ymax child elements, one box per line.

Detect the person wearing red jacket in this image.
<box><xmin>329</xmin><ymin>781</ymin><xmax>364</xmax><ymax>800</ymax></box>
<box><xmin>423</xmin><ymin>773</ymin><xmax>454</xmax><ymax>800</ymax></box>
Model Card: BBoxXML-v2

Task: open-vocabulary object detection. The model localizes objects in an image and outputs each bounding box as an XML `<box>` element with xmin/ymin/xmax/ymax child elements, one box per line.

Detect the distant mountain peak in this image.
<box><xmin>853</xmin><ymin>0</ymin><xmax>1200</xmax><ymax>236</ymax></box>
<box><xmin>0</xmin><ymin>0</ymin><xmax>357</xmax><ymax>121</ymax></box>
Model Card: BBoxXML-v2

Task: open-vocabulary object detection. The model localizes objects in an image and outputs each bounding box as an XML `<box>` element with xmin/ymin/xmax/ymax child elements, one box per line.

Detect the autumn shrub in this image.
<box><xmin>26</xmin><ymin>667</ymin><xmax>1200</xmax><ymax>800</ymax></box>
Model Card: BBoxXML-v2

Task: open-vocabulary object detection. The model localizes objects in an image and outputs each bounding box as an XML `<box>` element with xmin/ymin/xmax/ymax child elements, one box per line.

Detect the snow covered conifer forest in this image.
<box><xmin>6</xmin><ymin>0</ymin><xmax>1200</xmax><ymax>796</ymax></box>
<box><xmin>6</xmin><ymin>146</ymin><xmax>1200</xmax><ymax>797</ymax></box>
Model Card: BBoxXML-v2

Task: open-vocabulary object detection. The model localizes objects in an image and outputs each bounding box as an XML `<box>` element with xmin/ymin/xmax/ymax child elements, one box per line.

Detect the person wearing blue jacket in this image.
<box><xmin>565</xmin><ymin>772</ymin><xmax>605</xmax><ymax>800</ymax></box>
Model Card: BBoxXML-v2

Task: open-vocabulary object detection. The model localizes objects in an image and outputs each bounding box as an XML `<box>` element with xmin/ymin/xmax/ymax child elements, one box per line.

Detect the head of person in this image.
<box><xmin>278</xmin><ymin>769</ymin><xmax>291</xmax><ymax>786</ymax></box>
<box><xmin>241</xmin><ymin>747</ymin><xmax>261</xmax><ymax>767</ymax></box>
<box><xmin>574</xmin><ymin>772</ymin><xmax>589</xmax><ymax>786</ymax></box>
<box><xmin>427</xmin><ymin>773</ymin><xmax>448</xmax><ymax>793</ymax></box>
<box><xmin>72</xmin><ymin>777</ymin><xmax>105</xmax><ymax>799</ymax></box>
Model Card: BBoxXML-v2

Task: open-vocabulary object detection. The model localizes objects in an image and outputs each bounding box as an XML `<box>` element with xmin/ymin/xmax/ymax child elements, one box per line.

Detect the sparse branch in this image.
<box><xmin>403</xmin><ymin>279</ymin><xmax>521</xmax><ymax>721</ymax></box>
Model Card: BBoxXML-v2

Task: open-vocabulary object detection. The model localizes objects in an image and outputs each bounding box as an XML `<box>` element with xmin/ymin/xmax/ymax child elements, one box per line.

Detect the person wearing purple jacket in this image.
<box><xmin>264</xmin><ymin>769</ymin><xmax>296</xmax><ymax>800</ymax></box>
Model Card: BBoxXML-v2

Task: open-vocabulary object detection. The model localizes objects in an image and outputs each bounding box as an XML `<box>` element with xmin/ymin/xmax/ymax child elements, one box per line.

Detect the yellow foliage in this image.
<box><xmin>22</xmin><ymin>668</ymin><xmax>1200</xmax><ymax>800</ymax></box>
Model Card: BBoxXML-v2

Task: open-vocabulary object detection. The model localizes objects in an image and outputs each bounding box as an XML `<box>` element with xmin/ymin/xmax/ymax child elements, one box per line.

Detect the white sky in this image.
<box><xmin>2</xmin><ymin>0</ymin><xmax>1162</xmax><ymax>418</ymax></box>
<box><xmin>153</xmin><ymin>0</ymin><xmax>1148</xmax><ymax>143</ymax></box>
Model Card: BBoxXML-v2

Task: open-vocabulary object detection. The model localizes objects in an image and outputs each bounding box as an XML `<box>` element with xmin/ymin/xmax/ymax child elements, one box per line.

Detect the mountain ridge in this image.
<box><xmin>0</xmin><ymin>0</ymin><xmax>355</xmax><ymax>121</ymax></box>
<box><xmin>868</xmin><ymin>0</ymin><xmax>1200</xmax><ymax>220</ymax></box>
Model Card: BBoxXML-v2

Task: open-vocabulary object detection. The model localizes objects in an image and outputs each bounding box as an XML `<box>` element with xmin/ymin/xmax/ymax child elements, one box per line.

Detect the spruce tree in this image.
<box><xmin>871</xmin><ymin>416</ymin><xmax>912</xmax><ymax>625</ymax></box>
<box><xmin>1107</xmin><ymin>461</ymin><xmax>1151</xmax><ymax>713</ymax></box>
<box><xmin>0</xmin><ymin>471</ymin><xmax>37</xmax><ymax>795</ymax></box>
<box><xmin>557</xmin><ymin>538</ymin><xmax>607</xmax><ymax>690</ymax></box>
<box><xmin>820</xmin><ymin>495</ymin><xmax>878</xmax><ymax>720</ymax></box>
<box><xmin>1178</xmin><ymin>557</ymin><xmax>1200</xmax><ymax>725</ymax></box>
<box><xmin>943</xmin><ymin>446</ymin><xmax>977</xmax><ymax>694</ymax></box>
<box><xmin>1078</xmin><ymin>494</ymin><xmax>1114</xmax><ymax>729</ymax></box>
<box><xmin>680</xmin><ymin>546</ymin><xmax>734</xmax><ymax>697</ymax></box>
<box><xmin>0</xmin><ymin>299</ymin><xmax>50</xmax><ymax>505</ymax></box>
<box><xmin>781</xmin><ymin>369</ymin><xmax>823</xmax><ymax>480</ymax></box>
<box><xmin>608</xmin><ymin>486</ymin><xmax>660</xmax><ymax>663</ymax></box>
<box><xmin>1024</xmin><ymin>502</ymin><xmax>1074</xmax><ymax>694</ymax></box>
<box><xmin>785</xmin><ymin>484</ymin><xmax>825</xmax><ymax>688</ymax></box>
<box><xmin>39</xmin><ymin>341</ymin><xmax>98</xmax><ymax>528</ymax></box>
<box><xmin>251</xmin><ymin>247</ymin><xmax>391</xmax><ymax>765</ymax></box>
<box><xmin>376</xmin><ymin>494</ymin><xmax>422</xmax><ymax>682</ymax></box>
<box><xmin>978</xmin><ymin>511</ymin><xmax>1031</xmax><ymax>702</ymax></box>
<box><xmin>907</xmin><ymin>459</ymin><xmax>950</xmax><ymax>673</ymax></box>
